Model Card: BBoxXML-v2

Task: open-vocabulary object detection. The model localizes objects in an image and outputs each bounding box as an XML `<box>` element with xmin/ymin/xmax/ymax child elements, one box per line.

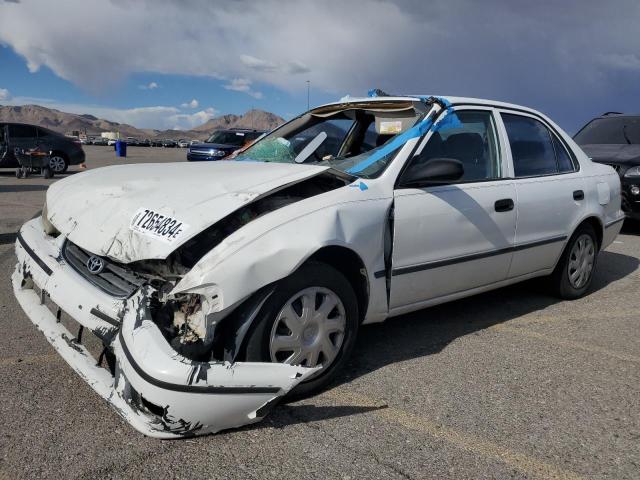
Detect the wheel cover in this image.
<box><xmin>269</xmin><ymin>286</ymin><xmax>346</xmax><ymax>373</ymax></box>
<box><xmin>568</xmin><ymin>233</ymin><xmax>595</xmax><ymax>289</ymax></box>
<box><xmin>49</xmin><ymin>156</ymin><xmax>66</xmax><ymax>173</ymax></box>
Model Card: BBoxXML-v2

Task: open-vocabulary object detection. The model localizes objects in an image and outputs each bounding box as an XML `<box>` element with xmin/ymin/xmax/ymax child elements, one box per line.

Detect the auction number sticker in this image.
<box><xmin>130</xmin><ymin>208</ymin><xmax>189</xmax><ymax>243</ymax></box>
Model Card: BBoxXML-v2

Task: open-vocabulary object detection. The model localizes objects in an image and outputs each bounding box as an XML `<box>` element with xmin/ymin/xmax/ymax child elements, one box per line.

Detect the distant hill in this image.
<box><xmin>0</xmin><ymin>104</ymin><xmax>285</xmax><ymax>139</ymax></box>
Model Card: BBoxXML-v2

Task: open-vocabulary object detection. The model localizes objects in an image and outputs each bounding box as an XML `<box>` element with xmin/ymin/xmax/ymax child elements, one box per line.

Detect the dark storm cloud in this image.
<box><xmin>0</xmin><ymin>0</ymin><xmax>638</xmax><ymax>130</ymax></box>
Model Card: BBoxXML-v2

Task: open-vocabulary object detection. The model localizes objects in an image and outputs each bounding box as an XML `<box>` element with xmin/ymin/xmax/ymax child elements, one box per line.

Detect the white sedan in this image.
<box><xmin>13</xmin><ymin>94</ymin><xmax>623</xmax><ymax>438</ymax></box>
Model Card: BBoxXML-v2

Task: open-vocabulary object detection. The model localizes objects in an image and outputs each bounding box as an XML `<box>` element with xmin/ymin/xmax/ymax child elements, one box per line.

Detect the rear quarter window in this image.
<box><xmin>501</xmin><ymin>113</ymin><xmax>559</xmax><ymax>177</ymax></box>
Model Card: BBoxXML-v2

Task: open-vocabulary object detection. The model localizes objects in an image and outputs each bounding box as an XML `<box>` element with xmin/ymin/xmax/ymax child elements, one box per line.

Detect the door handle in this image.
<box><xmin>494</xmin><ymin>198</ymin><xmax>514</xmax><ymax>212</ymax></box>
<box><xmin>573</xmin><ymin>190</ymin><xmax>584</xmax><ymax>201</ymax></box>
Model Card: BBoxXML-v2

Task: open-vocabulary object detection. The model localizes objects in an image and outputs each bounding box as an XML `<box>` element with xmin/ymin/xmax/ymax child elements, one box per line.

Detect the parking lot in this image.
<box><xmin>1</xmin><ymin>145</ymin><xmax>639</xmax><ymax>479</ymax></box>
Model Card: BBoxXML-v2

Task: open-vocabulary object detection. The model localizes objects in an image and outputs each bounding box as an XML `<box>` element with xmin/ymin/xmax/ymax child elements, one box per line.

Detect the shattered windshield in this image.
<box><xmin>235</xmin><ymin>102</ymin><xmax>426</xmax><ymax>178</ymax></box>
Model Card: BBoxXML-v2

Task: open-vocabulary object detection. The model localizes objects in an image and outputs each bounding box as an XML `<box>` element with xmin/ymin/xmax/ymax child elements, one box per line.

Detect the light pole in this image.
<box><xmin>306</xmin><ymin>80</ymin><xmax>310</xmax><ymax>111</ymax></box>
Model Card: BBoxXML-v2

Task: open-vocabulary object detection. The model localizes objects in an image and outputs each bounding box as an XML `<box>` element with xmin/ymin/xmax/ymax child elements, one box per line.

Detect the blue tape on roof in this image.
<box><xmin>367</xmin><ymin>89</ymin><xmax>379</xmax><ymax>97</ymax></box>
<box><xmin>432</xmin><ymin>97</ymin><xmax>462</xmax><ymax>132</ymax></box>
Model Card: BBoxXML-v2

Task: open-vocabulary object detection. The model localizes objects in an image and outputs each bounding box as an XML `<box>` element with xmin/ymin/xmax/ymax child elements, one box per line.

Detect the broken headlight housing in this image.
<box><xmin>151</xmin><ymin>291</ymin><xmax>222</xmax><ymax>361</ymax></box>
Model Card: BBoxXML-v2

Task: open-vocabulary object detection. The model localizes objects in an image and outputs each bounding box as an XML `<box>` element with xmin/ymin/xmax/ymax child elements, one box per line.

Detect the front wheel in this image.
<box><xmin>550</xmin><ymin>223</ymin><xmax>598</xmax><ymax>299</ymax></box>
<box><xmin>244</xmin><ymin>262</ymin><xmax>359</xmax><ymax>397</ymax></box>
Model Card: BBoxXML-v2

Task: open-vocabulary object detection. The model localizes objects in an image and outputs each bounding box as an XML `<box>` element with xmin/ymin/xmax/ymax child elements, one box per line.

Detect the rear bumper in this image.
<box><xmin>13</xmin><ymin>218</ymin><xmax>314</xmax><ymax>438</ymax></box>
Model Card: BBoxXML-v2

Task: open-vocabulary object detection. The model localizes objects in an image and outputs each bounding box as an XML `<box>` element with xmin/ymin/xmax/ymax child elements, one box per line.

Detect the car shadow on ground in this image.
<box><xmin>266</xmin><ymin>249</ymin><xmax>639</xmax><ymax>428</ymax></box>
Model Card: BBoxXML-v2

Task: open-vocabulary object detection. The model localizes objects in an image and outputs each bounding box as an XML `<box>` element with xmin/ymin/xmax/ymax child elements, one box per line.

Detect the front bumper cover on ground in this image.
<box><xmin>12</xmin><ymin>218</ymin><xmax>315</xmax><ymax>439</ymax></box>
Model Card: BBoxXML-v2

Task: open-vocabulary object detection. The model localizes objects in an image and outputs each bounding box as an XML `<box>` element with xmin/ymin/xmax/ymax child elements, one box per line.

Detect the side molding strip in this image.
<box><xmin>392</xmin><ymin>235</ymin><xmax>567</xmax><ymax>277</ymax></box>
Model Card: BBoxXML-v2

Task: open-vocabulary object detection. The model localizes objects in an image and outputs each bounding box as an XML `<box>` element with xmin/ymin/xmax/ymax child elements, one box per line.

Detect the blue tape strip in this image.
<box><xmin>432</xmin><ymin>97</ymin><xmax>462</xmax><ymax>133</ymax></box>
<box><xmin>346</xmin><ymin>117</ymin><xmax>434</xmax><ymax>174</ymax></box>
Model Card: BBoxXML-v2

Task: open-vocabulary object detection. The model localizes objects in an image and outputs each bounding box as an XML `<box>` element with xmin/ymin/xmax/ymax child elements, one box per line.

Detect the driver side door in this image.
<box><xmin>389</xmin><ymin>108</ymin><xmax>517</xmax><ymax>314</ymax></box>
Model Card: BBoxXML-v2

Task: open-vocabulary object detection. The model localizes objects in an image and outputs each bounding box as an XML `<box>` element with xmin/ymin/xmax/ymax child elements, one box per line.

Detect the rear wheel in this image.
<box><xmin>49</xmin><ymin>154</ymin><xmax>68</xmax><ymax>173</ymax></box>
<box><xmin>244</xmin><ymin>262</ymin><xmax>359</xmax><ymax>397</ymax></box>
<box><xmin>550</xmin><ymin>223</ymin><xmax>598</xmax><ymax>299</ymax></box>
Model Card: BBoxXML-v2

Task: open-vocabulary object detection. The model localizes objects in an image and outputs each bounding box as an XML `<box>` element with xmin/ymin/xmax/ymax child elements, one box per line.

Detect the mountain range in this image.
<box><xmin>0</xmin><ymin>104</ymin><xmax>285</xmax><ymax>140</ymax></box>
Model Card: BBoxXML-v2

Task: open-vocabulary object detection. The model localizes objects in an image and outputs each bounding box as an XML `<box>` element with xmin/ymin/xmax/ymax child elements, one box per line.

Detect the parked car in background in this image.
<box><xmin>125</xmin><ymin>137</ymin><xmax>138</xmax><ymax>146</ymax></box>
<box><xmin>187</xmin><ymin>128</ymin><xmax>265</xmax><ymax>161</ymax></box>
<box><xmin>92</xmin><ymin>137</ymin><xmax>109</xmax><ymax>146</ymax></box>
<box><xmin>0</xmin><ymin>122</ymin><xmax>85</xmax><ymax>173</ymax></box>
<box><xmin>107</xmin><ymin>139</ymin><xmax>118</xmax><ymax>146</ymax></box>
<box><xmin>575</xmin><ymin>112</ymin><xmax>640</xmax><ymax>221</ymax></box>
<box><xmin>139</xmin><ymin>138</ymin><xmax>151</xmax><ymax>147</ymax></box>
<box><xmin>12</xmin><ymin>94</ymin><xmax>623</xmax><ymax>438</ymax></box>
<box><xmin>162</xmin><ymin>138</ymin><xmax>177</xmax><ymax>148</ymax></box>
<box><xmin>150</xmin><ymin>138</ymin><xmax>163</xmax><ymax>147</ymax></box>
<box><xmin>177</xmin><ymin>139</ymin><xmax>190</xmax><ymax>148</ymax></box>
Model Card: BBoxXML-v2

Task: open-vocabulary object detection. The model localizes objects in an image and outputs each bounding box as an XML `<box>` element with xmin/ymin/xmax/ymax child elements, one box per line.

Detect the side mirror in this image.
<box><xmin>400</xmin><ymin>158</ymin><xmax>464</xmax><ymax>187</ymax></box>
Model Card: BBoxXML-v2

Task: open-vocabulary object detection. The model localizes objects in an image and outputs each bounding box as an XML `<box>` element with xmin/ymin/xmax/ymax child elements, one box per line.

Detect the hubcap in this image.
<box><xmin>49</xmin><ymin>156</ymin><xmax>66</xmax><ymax>173</ymax></box>
<box><xmin>269</xmin><ymin>287</ymin><xmax>346</xmax><ymax>372</ymax></box>
<box><xmin>568</xmin><ymin>234</ymin><xmax>595</xmax><ymax>289</ymax></box>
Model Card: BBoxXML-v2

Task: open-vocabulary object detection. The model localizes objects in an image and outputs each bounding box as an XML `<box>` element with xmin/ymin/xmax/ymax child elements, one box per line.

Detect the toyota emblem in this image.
<box><xmin>86</xmin><ymin>255</ymin><xmax>105</xmax><ymax>275</ymax></box>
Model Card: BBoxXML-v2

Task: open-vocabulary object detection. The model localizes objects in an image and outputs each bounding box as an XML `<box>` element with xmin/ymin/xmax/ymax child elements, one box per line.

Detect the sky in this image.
<box><xmin>0</xmin><ymin>0</ymin><xmax>639</xmax><ymax>133</ymax></box>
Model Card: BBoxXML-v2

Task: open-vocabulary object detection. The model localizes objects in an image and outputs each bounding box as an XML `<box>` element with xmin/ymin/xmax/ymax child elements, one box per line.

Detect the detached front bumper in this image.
<box><xmin>13</xmin><ymin>217</ymin><xmax>314</xmax><ymax>439</ymax></box>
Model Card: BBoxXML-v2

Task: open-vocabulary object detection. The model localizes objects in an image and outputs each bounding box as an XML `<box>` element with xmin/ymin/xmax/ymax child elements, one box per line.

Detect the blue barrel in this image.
<box><xmin>115</xmin><ymin>140</ymin><xmax>127</xmax><ymax>157</ymax></box>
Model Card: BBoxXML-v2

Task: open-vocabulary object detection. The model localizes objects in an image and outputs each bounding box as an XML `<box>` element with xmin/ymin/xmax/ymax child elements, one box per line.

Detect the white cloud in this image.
<box><xmin>180</xmin><ymin>98</ymin><xmax>199</xmax><ymax>108</ymax></box>
<box><xmin>139</xmin><ymin>81</ymin><xmax>159</xmax><ymax>90</ymax></box>
<box><xmin>0</xmin><ymin>88</ymin><xmax>10</xmax><ymax>101</ymax></box>
<box><xmin>223</xmin><ymin>78</ymin><xmax>263</xmax><ymax>99</ymax></box>
<box><xmin>1</xmin><ymin>0</ymin><xmax>640</xmax><ymax>128</ymax></box>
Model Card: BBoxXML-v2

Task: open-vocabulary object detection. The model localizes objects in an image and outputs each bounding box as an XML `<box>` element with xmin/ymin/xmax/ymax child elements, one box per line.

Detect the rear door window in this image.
<box><xmin>501</xmin><ymin>114</ymin><xmax>558</xmax><ymax>177</ymax></box>
<box><xmin>8</xmin><ymin>124</ymin><xmax>37</xmax><ymax>139</ymax></box>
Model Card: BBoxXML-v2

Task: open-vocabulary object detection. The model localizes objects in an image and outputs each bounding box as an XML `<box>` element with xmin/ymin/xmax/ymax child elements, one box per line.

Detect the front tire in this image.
<box><xmin>244</xmin><ymin>262</ymin><xmax>359</xmax><ymax>397</ymax></box>
<box><xmin>550</xmin><ymin>223</ymin><xmax>598</xmax><ymax>299</ymax></box>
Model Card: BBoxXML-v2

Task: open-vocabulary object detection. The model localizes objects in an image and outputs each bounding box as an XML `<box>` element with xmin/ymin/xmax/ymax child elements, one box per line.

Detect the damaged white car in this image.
<box><xmin>13</xmin><ymin>94</ymin><xmax>623</xmax><ymax>438</ymax></box>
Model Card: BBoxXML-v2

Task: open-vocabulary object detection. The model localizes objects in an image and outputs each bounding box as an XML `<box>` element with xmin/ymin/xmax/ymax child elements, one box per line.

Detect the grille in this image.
<box><xmin>63</xmin><ymin>241</ymin><xmax>146</xmax><ymax>298</ymax></box>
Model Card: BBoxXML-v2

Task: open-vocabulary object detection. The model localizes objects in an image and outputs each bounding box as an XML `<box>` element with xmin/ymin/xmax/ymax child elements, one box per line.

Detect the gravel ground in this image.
<box><xmin>0</xmin><ymin>146</ymin><xmax>638</xmax><ymax>479</ymax></box>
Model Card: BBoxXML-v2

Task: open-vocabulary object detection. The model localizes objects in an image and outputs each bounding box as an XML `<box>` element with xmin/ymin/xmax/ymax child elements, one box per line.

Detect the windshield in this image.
<box><xmin>575</xmin><ymin>117</ymin><xmax>640</xmax><ymax>145</ymax></box>
<box><xmin>235</xmin><ymin>103</ymin><xmax>425</xmax><ymax>178</ymax></box>
<box><xmin>206</xmin><ymin>130</ymin><xmax>259</xmax><ymax>147</ymax></box>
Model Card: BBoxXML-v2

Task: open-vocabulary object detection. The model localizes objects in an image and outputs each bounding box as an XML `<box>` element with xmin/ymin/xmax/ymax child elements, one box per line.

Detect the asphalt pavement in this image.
<box><xmin>1</xmin><ymin>146</ymin><xmax>638</xmax><ymax>479</ymax></box>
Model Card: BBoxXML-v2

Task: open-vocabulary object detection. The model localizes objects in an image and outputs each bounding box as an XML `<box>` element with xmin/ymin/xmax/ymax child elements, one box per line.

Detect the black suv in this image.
<box><xmin>187</xmin><ymin>128</ymin><xmax>264</xmax><ymax>161</ymax></box>
<box><xmin>575</xmin><ymin>113</ymin><xmax>640</xmax><ymax>220</ymax></box>
<box><xmin>0</xmin><ymin>123</ymin><xmax>86</xmax><ymax>173</ymax></box>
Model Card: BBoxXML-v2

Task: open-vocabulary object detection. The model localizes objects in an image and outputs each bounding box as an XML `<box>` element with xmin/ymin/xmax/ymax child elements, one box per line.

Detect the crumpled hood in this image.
<box><xmin>580</xmin><ymin>144</ymin><xmax>640</xmax><ymax>165</ymax></box>
<box><xmin>46</xmin><ymin>161</ymin><xmax>328</xmax><ymax>263</ymax></box>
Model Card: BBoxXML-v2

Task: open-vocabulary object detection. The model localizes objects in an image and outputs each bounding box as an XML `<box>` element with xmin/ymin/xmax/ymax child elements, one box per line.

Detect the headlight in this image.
<box><xmin>624</xmin><ymin>166</ymin><xmax>640</xmax><ymax>177</ymax></box>
<box><xmin>41</xmin><ymin>201</ymin><xmax>59</xmax><ymax>236</ymax></box>
<box><xmin>210</xmin><ymin>149</ymin><xmax>226</xmax><ymax>157</ymax></box>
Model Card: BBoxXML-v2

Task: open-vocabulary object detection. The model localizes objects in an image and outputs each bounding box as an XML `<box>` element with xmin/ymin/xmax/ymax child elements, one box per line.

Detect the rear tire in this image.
<box><xmin>244</xmin><ymin>262</ymin><xmax>359</xmax><ymax>398</ymax></box>
<box><xmin>550</xmin><ymin>223</ymin><xmax>598</xmax><ymax>299</ymax></box>
<box><xmin>49</xmin><ymin>154</ymin><xmax>68</xmax><ymax>173</ymax></box>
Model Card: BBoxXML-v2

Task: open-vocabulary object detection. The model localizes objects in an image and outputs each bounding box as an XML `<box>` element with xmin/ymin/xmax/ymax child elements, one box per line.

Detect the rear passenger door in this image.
<box><xmin>498</xmin><ymin>111</ymin><xmax>585</xmax><ymax>278</ymax></box>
